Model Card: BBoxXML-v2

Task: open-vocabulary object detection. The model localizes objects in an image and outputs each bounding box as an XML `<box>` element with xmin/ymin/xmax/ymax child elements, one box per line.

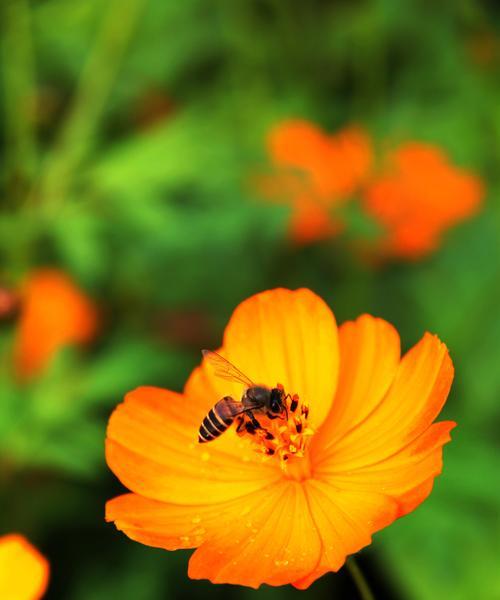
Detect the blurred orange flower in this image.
<box><xmin>261</xmin><ymin>120</ymin><xmax>373</xmax><ymax>244</ymax></box>
<box><xmin>14</xmin><ymin>268</ymin><xmax>98</xmax><ymax>380</ymax></box>
<box><xmin>0</xmin><ymin>534</ymin><xmax>49</xmax><ymax>600</ymax></box>
<box><xmin>363</xmin><ymin>143</ymin><xmax>484</xmax><ymax>259</ymax></box>
<box><xmin>106</xmin><ymin>288</ymin><xmax>455</xmax><ymax>588</ymax></box>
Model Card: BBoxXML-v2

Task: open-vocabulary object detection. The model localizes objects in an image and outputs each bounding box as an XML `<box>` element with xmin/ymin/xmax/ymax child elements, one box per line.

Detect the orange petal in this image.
<box><xmin>316</xmin><ymin>421</ymin><xmax>455</xmax><ymax>510</ymax></box>
<box><xmin>303</xmin><ymin>422</ymin><xmax>454</xmax><ymax>589</ymax></box>
<box><xmin>288</xmin><ymin>198</ymin><xmax>342</xmax><ymax>245</ymax></box>
<box><xmin>294</xmin><ymin>419</ymin><xmax>455</xmax><ymax>588</ymax></box>
<box><xmin>292</xmin><ymin>479</ymin><xmax>399</xmax><ymax>589</ymax></box>
<box><xmin>107</xmin><ymin>483</ymin><xmax>322</xmax><ymax>588</ymax></box>
<box><xmin>312</xmin><ymin>315</ymin><xmax>400</xmax><ymax>455</ymax></box>
<box><xmin>106</xmin><ymin>386</ymin><xmax>280</xmax><ymax>505</ymax></box>
<box><xmin>327</xmin><ymin>126</ymin><xmax>374</xmax><ymax>197</ymax></box>
<box><xmin>268</xmin><ymin>120</ymin><xmax>331</xmax><ymax>173</ymax></box>
<box><xmin>317</xmin><ymin>332</ymin><xmax>453</xmax><ymax>470</ymax></box>
<box><xmin>292</xmin><ymin>328</ymin><xmax>456</xmax><ymax>587</ymax></box>
<box><xmin>362</xmin><ymin>142</ymin><xmax>484</xmax><ymax>259</ymax></box>
<box><xmin>188</xmin><ymin>480</ymin><xmax>322</xmax><ymax>588</ymax></box>
<box><xmin>267</xmin><ymin>121</ymin><xmax>373</xmax><ymax>201</ymax></box>
<box><xmin>0</xmin><ymin>534</ymin><xmax>49</xmax><ymax>600</ymax></box>
<box><xmin>185</xmin><ymin>288</ymin><xmax>339</xmax><ymax>432</ymax></box>
<box><xmin>106</xmin><ymin>493</ymin><xmax>209</xmax><ymax>550</ymax></box>
<box><xmin>14</xmin><ymin>268</ymin><xmax>98</xmax><ymax>380</ymax></box>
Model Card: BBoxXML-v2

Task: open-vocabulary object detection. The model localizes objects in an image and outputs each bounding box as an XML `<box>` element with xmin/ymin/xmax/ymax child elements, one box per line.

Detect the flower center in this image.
<box><xmin>236</xmin><ymin>388</ymin><xmax>314</xmax><ymax>471</ymax></box>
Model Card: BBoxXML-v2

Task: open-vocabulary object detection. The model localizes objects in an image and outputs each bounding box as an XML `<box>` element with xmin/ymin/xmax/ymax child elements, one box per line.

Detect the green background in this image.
<box><xmin>1</xmin><ymin>1</ymin><xmax>499</xmax><ymax>598</ymax></box>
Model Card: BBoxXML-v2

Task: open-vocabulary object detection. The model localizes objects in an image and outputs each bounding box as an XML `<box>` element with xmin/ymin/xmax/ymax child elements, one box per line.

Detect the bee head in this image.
<box><xmin>269</xmin><ymin>387</ymin><xmax>285</xmax><ymax>414</ymax></box>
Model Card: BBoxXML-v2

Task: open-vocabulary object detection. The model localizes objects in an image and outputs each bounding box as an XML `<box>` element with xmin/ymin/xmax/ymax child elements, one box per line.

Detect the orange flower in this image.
<box><xmin>105</xmin><ymin>288</ymin><xmax>455</xmax><ymax>588</ymax></box>
<box><xmin>14</xmin><ymin>268</ymin><xmax>98</xmax><ymax>380</ymax></box>
<box><xmin>261</xmin><ymin>120</ymin><xmax>373</xmax><ymax>244</ymax></box>
<box><xmin>363</xmin><ymin>143</ymin><xmax>484</xmax><ymax>259</ymax></box>
<box><xmin>0</xmin><ymin>534</ymin><xmax>49</xmax><ymax>600</ymax></box>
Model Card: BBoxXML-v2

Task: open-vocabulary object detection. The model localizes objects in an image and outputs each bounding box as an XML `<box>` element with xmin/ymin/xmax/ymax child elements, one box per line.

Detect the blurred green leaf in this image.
<box><xmin>378</xmin><ymin>435</ymin><xmax>500</xmax><ymax>600</ymax></box>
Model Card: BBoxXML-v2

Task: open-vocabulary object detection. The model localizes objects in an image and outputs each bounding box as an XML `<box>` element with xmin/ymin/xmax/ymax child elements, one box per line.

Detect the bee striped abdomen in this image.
<box><xmin>198</xmin><ymin>400</ymin><xmax>234</xmax><ymax>443</ymax></box>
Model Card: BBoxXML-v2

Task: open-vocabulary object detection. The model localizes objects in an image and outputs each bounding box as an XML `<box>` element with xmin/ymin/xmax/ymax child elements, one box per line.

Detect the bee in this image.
<box><xmin>198</xmin><ymin>349</ymin><xmax>289</xmax><ymax>444</ymax></box>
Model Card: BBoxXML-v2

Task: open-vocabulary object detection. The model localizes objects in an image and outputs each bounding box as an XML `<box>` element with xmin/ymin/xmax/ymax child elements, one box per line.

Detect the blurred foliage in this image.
<box><xmin>0</xmin><ymin>0</ymin><xmax>499</xmax><ymax>599</ymax></box>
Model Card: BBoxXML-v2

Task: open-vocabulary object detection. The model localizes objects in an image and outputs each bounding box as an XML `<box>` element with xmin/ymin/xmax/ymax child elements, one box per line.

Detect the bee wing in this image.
<box><xmin>201</xmin><ymin>350</ymin><xmax>255</xmax><ymax>388</ymax></box>
<box><xmin>220</xmin><ymin>397</ymin><xmax>250</xmax><ymax>418</ymax></box>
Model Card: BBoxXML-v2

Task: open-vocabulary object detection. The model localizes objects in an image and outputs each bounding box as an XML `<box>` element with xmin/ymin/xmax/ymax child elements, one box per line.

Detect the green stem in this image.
<box><xmin>1</xmin><ymin>0</ymin><xmax>37</xmax><ymax>195</ymax></box>
<box><xmin>346</xmin><ymin>557</ymin><xmax>375</xmax><ymax>600</ymax></box>
<box><xmin>36</xmin><ymin>0</ymin><xmax>148</xmax><ymax>213</ymax></box>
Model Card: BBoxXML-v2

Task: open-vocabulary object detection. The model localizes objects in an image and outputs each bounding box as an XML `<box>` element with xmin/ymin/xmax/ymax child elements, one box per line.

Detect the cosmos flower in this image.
<box><xmin>13</xmin><ymin>268</ymin><xmax>98</xmax><ymax>380</ymax></box>
<box><xmin>105</xmin><ymin>288</ymin><xmax>455</xmax><ymax>589</ymax></box>
<box><xmin>363</xmin><ymin>143</ymin><xmax>484</xmax><ymax>259</ymax></box>
<box><xmin>0</xmin><ymin>534</ymin><xmax>49</xmax><ymax>600</ymax></box>
<box><xmin>260</xmin><ymin>120</ymin><xmax>373</xmax><ymax>244</ymax></box>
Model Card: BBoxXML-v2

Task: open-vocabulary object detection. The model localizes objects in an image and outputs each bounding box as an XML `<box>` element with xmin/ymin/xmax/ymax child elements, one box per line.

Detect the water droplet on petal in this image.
<box><xmin>191</xmin><ymin>515</ymin><xmax>201</xmax><ymax>524</ymax></box>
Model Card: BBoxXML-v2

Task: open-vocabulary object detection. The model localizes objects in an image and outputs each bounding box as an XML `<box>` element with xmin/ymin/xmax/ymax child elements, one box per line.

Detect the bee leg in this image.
<box><xmin>266</xmin><ymin>411</ymin><xmax>279</xmax><ymax>420</ymax></box>
<box><xmin>235</xmin><ymin>416</ymin><xmax>245</xmax><ymax>435</ymax></box>
<box><xmin>245</xmin><ymin>421</ymin><xmax>256</xmax><ymax>435</ymax></box>
<box><xmin>246</xmin><ymin>410</ymin><xmax>263</xmax><ymax>431</ymax></box>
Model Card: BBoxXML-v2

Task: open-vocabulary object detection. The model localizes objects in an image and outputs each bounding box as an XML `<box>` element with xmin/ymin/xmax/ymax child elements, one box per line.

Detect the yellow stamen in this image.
<box><xmin>237</xmin><ymin>388</ymin><xmax>313</xmax><ymax>470</ymax></box>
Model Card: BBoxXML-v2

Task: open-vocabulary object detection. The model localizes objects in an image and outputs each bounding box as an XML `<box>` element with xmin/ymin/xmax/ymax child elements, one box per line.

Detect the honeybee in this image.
<box><xmin>198</xmin><ymin>349</ymin><xmax>289</xmax><ymax>443</ymax></box>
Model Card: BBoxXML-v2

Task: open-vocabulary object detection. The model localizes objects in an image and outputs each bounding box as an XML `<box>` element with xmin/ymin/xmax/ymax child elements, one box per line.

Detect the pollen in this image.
<box><xmin>237</xmin><ymin>391</ymin><xmax>314</xmax><ymax>469</ymax></box>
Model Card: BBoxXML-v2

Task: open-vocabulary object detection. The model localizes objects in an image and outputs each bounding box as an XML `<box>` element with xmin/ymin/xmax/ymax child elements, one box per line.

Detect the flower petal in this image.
<box><xmin>186</xmin><ymin>288</ymin><xmax>339</xmax><ymax>432</ymax></box>
<box><xmin>288</xmin><ymin>198</ymin><xmax>342</xmax><ymax>245</ymax></box>
<box><xmin>294</xmin><ymin>419</ymin><xmax>454</xmax><ymax>588</ymax></box>
<box><xmin>0</xmin><ymin>534</ymin><xmax>49</xmax><ymax>600</ymax></box>
<box><xmin>317</xmin><ymin>421</ymin><xmax>455</xmax><ymax>512</ymax></box>
<box><xmin>316</xmin><ymin>332</ymin><xmax>454</xmax><ymax>470</ymax></box>
<box><xmin>268</xmin><ymin>120</ymin><xmax>331</xmax><ymax>173</ymax></box>
<box><xmin>293</xmin><ymin>328</ymin><xmax>455</xmax><ymax>587</ymax></box>
<box><xmin>188</xmin><ymin>480</ymin><xmax>322</xmax><ymax>588</ymax></box>
<box><xmin>106</xmin><ymin>387</ymin><xmax>280</xmax><ymax>505</ymax></box>
<box><xmin>292</xmin><ymin>480</ymin><xmax>399</xmax><ymax>589</ymax></box>
<box><xmin>106</xmin><ymin>489</ymin><xmax>274</xmax><ymax>551</ymax></box>
<box><xmin>14</xmin><ymin>268</ymin><xmax>97</xmax><ymax>380</ymax></box>
<box><xmin>267</xmin><ymin>121</ymin><xmax>373</xmax><ymax>200</ymax></box>
<box><xmin>362</xmin><ymin>142</ymin><xmax>483</xmax><ymax>259</ymax></box>
<box><xmin>107</xmin><ymin>482</ymin><xmax>322</xmax><ymax>588</ymax></box>
<box><xmin>312</xmin><ymin>315</ymin><xmax>400</xmax><ymax>455</ymax></box>
<box><xmin>295</xmin><ymin>420</ymin><xmax>455</xmax><ymax>588</ymax></box>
